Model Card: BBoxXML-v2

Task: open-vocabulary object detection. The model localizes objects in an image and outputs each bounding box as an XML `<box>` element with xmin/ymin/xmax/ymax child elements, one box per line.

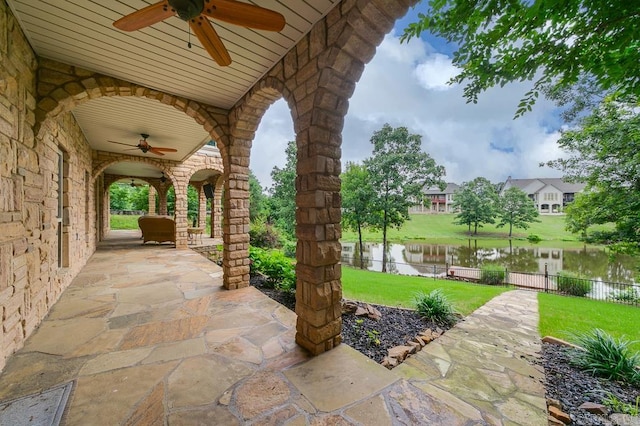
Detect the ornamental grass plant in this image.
<box><xmin>570</xmin><ymin>328</ymin><xmax>640</xmax><ymax>384</ymax></box>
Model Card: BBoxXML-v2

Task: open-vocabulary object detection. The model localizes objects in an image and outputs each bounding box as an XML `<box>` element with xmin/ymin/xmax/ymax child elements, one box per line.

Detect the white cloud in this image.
<box><xmin>250</xmin><ymin>30</ymin><xmax>566</xmax><ymax>189</ymax></box>
<box><xmin>414</xmin><ymin>53</ymin><xmax>458</xmax><ymax>91</ymax></box>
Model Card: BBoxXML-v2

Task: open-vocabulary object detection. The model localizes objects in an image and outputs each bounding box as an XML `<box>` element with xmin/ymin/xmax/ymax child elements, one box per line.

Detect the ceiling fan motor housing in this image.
<box><xmin>168</xmin><ymin>0</ymin><xmax>204</xmax><ymax>21</ymax></box>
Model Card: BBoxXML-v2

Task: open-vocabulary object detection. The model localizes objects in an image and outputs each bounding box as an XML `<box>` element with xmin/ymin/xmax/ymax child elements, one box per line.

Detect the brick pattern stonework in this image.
<box><xmin>0</xmin><ymin>0</ymin><xmax>418</xmax><ymax>365</ymax></box>
<box><xmin>224</xmin><ymin>0</ymin><xmax>417</xmax><ymax>354</ymax></box>
<box><xmin>0</xmin><ymin>0</ymin><xmax>96</xmax><ymax>369</ymax></box>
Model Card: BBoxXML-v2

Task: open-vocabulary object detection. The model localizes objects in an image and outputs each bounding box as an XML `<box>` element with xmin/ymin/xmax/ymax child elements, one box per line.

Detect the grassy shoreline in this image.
<box><xmin>340</xmin><ymin>213</ymin><xmax>611</xmax><ymax>249</ymax></box>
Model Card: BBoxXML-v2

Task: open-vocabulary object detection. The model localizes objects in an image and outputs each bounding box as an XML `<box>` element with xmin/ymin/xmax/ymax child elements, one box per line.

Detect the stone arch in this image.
<box><xmin>92</xmin><ymin>154</ymin><xmax>175</xmax><ymax>187</ymax></box>
<box><xmin>34</xmin><ymin>58</ymin><xmax>229</xmax><ymax>145</ymax></box>
<box><xmin>215</xmin><ymin>80</ymin><xmax>291</xmax><ymax>293</ymax></box>
<box><xmin>220</xmin><ymin>0</ymin><xmax>419</xmax><ymax>355</ymax></box>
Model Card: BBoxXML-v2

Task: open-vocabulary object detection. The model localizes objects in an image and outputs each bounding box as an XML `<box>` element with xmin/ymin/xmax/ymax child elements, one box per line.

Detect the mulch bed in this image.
<box><xmin>251</xmin><ymin>276</ymin><xmax>640</xmax><ymax>424</ymax></box>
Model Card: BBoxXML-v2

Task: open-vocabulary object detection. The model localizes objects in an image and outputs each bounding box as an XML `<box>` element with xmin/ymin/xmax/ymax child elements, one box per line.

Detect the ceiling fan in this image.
<box><xmin>130</xmin><ymin>179</ymin><xmax>144</xmax><ymax>187</ymax></box>
<box><xmin>113</xmin><ymin>0</ymin><xmax>286</xmax><ymax>66</ymax></box>
<box><xmin>108</xmin><ymin>133</ymin><xmax>178</xmax><ymax>156</ymax></box>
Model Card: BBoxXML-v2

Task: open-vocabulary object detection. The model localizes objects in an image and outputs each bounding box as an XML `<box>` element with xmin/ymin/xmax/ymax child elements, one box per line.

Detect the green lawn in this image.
<box><xmin>341</xmin><ymin>213</ymin><xmax>612</xmax><ymax>245</ymax></box>
<box><xmin>343</xmin><ymin>266</ymin><xmax>639</xmax><ymax>355</ymax></box>
<box><xmin>342</xmin><ymin>266</ymin><xmax>510</xmax><ymax>315</ymax></box>
<box><xmin>538</xmin><ymin>292</ymin><xmax>640</xmax><ymax>354</ymax></box>
<box><xmin>110</xmin><ymin>214</ymin><xmax>141</xmax><ymax>229</ymax></box>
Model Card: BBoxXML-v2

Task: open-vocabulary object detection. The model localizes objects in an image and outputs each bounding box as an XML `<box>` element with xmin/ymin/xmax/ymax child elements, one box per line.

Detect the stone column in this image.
<box><xmin>158</xmin><ymin>187</ymin><xmax>168</xmax><ymax>216</ymax></box>
<box><xmin>173</xmin><ymin>182</ymin><xmax>188</xmax><ymax>249</ymax></box>
<box><xmin>198</xmin><ymin>185</ymin><xmax>206</xmax><ymax>228</ymax></box>
<box><xmin>220</xmin><ymin>138</ymin><xmax>250</xmax><ymax>290</ymax></box>
<box><xmin>213</xmin><ymin>177</ymin><xmax>223</xmax><ymax>238</ymax></box>
<box><xmin>294</xmin><ymin>121</ymin><xmax>343</xmax><ymax>355</ymax></box>
<box><xmin>148</xmin><ymin>186</ymin><xmax>157</xmax><ymax>215</ymax></box>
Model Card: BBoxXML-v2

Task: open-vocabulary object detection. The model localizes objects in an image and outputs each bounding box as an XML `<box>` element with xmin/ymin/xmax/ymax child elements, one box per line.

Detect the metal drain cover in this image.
<box><xmin>0</xmin><ymin>382</ymin><xmax>73</xmax><ymax>426</ymax></box>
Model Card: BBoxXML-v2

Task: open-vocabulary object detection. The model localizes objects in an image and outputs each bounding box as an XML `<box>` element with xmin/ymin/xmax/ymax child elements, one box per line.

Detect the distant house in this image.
<box><xmin>410</xmin><ymin>183</ymin><xmax>460</xmax><ymax>214</ymax></box>
<box><xmin>501</xmin><ymin>177</ymin><xmax>586</xmax><ymax>215</ymax></box>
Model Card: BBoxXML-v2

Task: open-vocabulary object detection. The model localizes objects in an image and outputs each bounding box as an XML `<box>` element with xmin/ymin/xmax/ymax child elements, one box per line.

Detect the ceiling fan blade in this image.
<box><xmin>190</xmin><ymin>17</ymin><xmax>232</xmax><ymax>66</ymax></box>
<box><xmin>108</xmin><ymin>140</ymin><xmax>137</xmax><ymax>147</ymax></box>
<box><xmin>150</xmin><ymin>147</ymin><xmax>178</xmax><ymax>152</ymax></box>
<box><xmin>148</xmin><ymin>148</ymin><xmax>166</xmax><ymax>156</ymax></box>
<box><xmin>202</xmin><ymin>0</ymin><xmax>285</xmax><ymax>32</ymax></box>
<box><xmin>113</xmin><ymin>0</ymin><xmax>174</xmax><ymax>31</ymax></box>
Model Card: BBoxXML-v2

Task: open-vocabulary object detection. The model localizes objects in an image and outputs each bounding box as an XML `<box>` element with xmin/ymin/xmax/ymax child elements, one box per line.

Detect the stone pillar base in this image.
<box><xmin>295</xmin><ymin>317</ymin><xmax>342</xmax><ymax>355</ymax></box>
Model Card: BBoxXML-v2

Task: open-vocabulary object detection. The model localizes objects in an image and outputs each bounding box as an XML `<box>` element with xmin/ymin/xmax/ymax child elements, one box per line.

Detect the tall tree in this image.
<box><xmin>268</xmin><ymin>141</ymin><xmax>297</xmax><ymax>238</ymax></box>
<box><xmin>497</xmin><ymin>187</ymin><xmax>539</xmax><ymax>237</ymax></box>
<box><xmin>109</xmin><ymin>183</ymin><xmax>131</xmax><ymax>210</ymax></box>
<box><xmin>130</xmin><ymin>186</ymin><xmax>149</xmax><ymax>211</ymax></box>
<box><xmin>563</xmin><ymin>191</ymin><xmax>611</xmax><ymax>240</ymax></box>
<box><xmin>452</xmin><ymin>177</ymin><xmax>499</xmax><ymax>235</ymax></box>
<box><xmin>364</xmin><ymin>124</ymin><xmax>445</xmax><ymax>272</ymax></box>
<box><xmin>545</xmin><ymin>98</ymin><xmax>640</xmax><ymax>243</ymax></box>
<box><xmin>402</xmin><ymin>1</ymin><xmax>640</xmax><ymax>116</ymax></box>
<box><xmin>248</xmin><ymin>169</ymin><xmax>267</xmax><ymax>222</ymax></box>
<box><xmin>341</xmin><ymin>162</ymin><xmax>377</xmax><ymax>269</ymax></box>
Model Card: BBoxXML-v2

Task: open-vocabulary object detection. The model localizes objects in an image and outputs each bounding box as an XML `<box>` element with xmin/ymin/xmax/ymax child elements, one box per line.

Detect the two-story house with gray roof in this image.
<box><xmin>501</xmin><ymin>177</ymin><xmax>586</xmax><ymax>214</ymax></box>
<box><xmin>410</xmin><ymin>183</ymin><xmax>460</xmax><ymax>214</ymax></box>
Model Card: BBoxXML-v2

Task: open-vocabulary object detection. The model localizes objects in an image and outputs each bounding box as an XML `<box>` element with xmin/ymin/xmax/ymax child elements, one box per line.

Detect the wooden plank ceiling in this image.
<box><xmin>7</xmin><ymin>0</ymin><xmax>339</xmax><ymax>178</ymax></box>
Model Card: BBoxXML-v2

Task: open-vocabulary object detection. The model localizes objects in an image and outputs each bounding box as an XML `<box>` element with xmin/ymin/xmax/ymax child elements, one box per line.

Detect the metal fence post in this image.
<box><xmin>544</xmin><ymin>263</ymin><xmax>549</xmax><ymax>293</ymax></box>
<box><xmin>504</xmin><ymin>268</ymin><xmax>508</xmax><ymax>286</ymax></box>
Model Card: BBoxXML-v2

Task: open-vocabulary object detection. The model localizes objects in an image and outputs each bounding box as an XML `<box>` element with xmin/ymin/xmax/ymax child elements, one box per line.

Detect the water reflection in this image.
<box><xmin>341</xmin><ymin>240</ymin><xmax>639</xmax><ymax>284</ymax></box>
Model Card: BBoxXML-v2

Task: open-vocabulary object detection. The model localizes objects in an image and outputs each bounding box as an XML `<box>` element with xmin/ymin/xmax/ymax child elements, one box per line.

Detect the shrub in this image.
<box><xmin>414</xmin><ymin>289</ymin><xmax>457</xmax><ymax>326</ymax></box>
<box><xmin>527</xmin><ymin>234</ymin><xmax>542</xmax><ymax>243</ymax></box>
<box><xmin>480</xmin><ymin>264</ymin><xmax>506</xmax><ymax>285</ymax></box>
<box><xmin>249</xmin><ymin>246</ymin><xmax>296</xmax><ymax>291</ymax></box>
<box><xmin>557</xmin><ymin>271</ymin><xmax>592</xmax><ymax>297</ymax></box>
<box><xmin>249</xmin><ymin>220</ymin><xmax>280</xmax><ymax>249</ymax></box>
<box><xmin>249</xmin><ymin>246</ymin><xmax>268</xmax><ymax>279</ymax></box>
<box><xmin>570</xmin><ymin>329</ymin><xmax>640</xmax><ymax>384</ymax></box>
<box><xmin>607</xmin><ymin>287</ymin><xmax>640</xmax><ymax>304</ymax></box>
<box><xmin>281</xmin><ymin>239</ymin><xmax>297</xmax><ymax>258</ymax></box>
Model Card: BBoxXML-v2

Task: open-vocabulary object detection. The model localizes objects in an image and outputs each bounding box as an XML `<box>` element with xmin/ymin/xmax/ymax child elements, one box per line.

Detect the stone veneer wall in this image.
<box><xmin>0</xmin><ymin>0</ymin><xmax>95</xmax><ymax>370</ymax></box>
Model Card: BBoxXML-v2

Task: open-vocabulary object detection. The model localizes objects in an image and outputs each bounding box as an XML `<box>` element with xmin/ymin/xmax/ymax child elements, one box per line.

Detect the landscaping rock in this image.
<box><xmin>365</xmin><ymin>304</ymin><xmax>382</xmax><ymax>321</ymax></box>
<box><xmin>388</xmin><ymin>345</ymin><xmax>412</xmax><ymax>361</ymax></box>
<box><xmin>341</xmin><ymin>300</ymin><xmax>358</xmax><ymax>314</ymax></box>
<box><xmin>547</xmin><ymin>398</ymin><xmax>562</xmax><ymax>410</ymax></box>
<box><xmin>549</xmin><ymin>406</ymin><xmax>572</xmax><ymax>424</ymax></box>
<box><xmin>548</xmin><ymin>415</ymin><xmax>567</xmax><ymax>425</ymax></box>
<box><xmin>578</xmin><ymin>402</ymin><xmax>608</xmax><ymax>415</ymax></box>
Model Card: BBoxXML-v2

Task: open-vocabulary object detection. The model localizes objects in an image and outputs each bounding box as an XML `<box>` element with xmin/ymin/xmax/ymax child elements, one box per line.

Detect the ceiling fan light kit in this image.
<box><xmin>113</xmin><ymin>0</ymin><xmax>286</xmax><ymax>66</ymax></box>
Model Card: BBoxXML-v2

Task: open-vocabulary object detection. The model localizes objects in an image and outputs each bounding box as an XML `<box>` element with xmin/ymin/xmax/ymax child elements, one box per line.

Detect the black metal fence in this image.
<box><xmin>447</xmin><ymin>265</ymin><xmax>640</xmax><ymax>307</ymax></box>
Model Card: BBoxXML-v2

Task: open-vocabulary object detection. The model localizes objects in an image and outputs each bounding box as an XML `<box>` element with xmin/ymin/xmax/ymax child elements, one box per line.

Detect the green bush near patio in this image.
<box><xmin>570</xmin><ymin>328</ymin><xmax>640</xmax><ymax>384</ymax></box>
<box><xmin>249</xmin><ymin>247</ymin><xmax>296</xmax><ymax>291</ymax></box>
<box><xmin>414</xmin><ymin>289</ymin><xmax>457</xmax><ymax>326</ymax></box>
<box><xmin>342</xmin><ymin>266</ymin><xmax>510</xmax><ymax>315</ymax></box>
<box><xmin>480</xmin><ymin>264</ymin><xmax>506</xmax><ymax>285</ymax></box>
<box><xmin>538</xmin><ymin>293</ymin><xmax>640</xmax><ymax>355</ymax></box>
<box><xmin>556</xmin><ymin>271</ymin><xmax>592</xmax><ymax>297</ymax></box>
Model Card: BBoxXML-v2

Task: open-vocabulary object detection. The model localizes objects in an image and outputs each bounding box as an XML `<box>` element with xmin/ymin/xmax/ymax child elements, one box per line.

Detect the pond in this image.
<box><xmin>341</xmin><ymin>240</ymin><xmax>640</xmax><ymax>285</ymax></box>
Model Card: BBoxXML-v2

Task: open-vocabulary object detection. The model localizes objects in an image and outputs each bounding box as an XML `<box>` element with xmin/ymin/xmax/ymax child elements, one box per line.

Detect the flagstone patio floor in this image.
<box><xmin>0</xmin><ymin>230</ymin><xmax>548</xmax><ymax>425</ymax></box>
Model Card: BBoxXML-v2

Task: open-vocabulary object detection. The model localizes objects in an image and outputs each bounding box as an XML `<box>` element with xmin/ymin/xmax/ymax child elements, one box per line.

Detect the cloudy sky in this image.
<box><xmin>249</xmin><ymin>8</ymin><xmax>566</xmax><ymax>190</ymax></box>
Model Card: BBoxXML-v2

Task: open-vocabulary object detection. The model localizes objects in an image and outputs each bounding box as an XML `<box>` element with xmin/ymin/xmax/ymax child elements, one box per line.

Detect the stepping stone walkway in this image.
<box><xmin>391</xmin><ymin>290</ymin><xmax>548</xmax><ymax>425</ymax></box>
<box><xmin>0</xmin><ymin>231</ymin><xmax>547</xmax><ymax>425</ymax></box>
